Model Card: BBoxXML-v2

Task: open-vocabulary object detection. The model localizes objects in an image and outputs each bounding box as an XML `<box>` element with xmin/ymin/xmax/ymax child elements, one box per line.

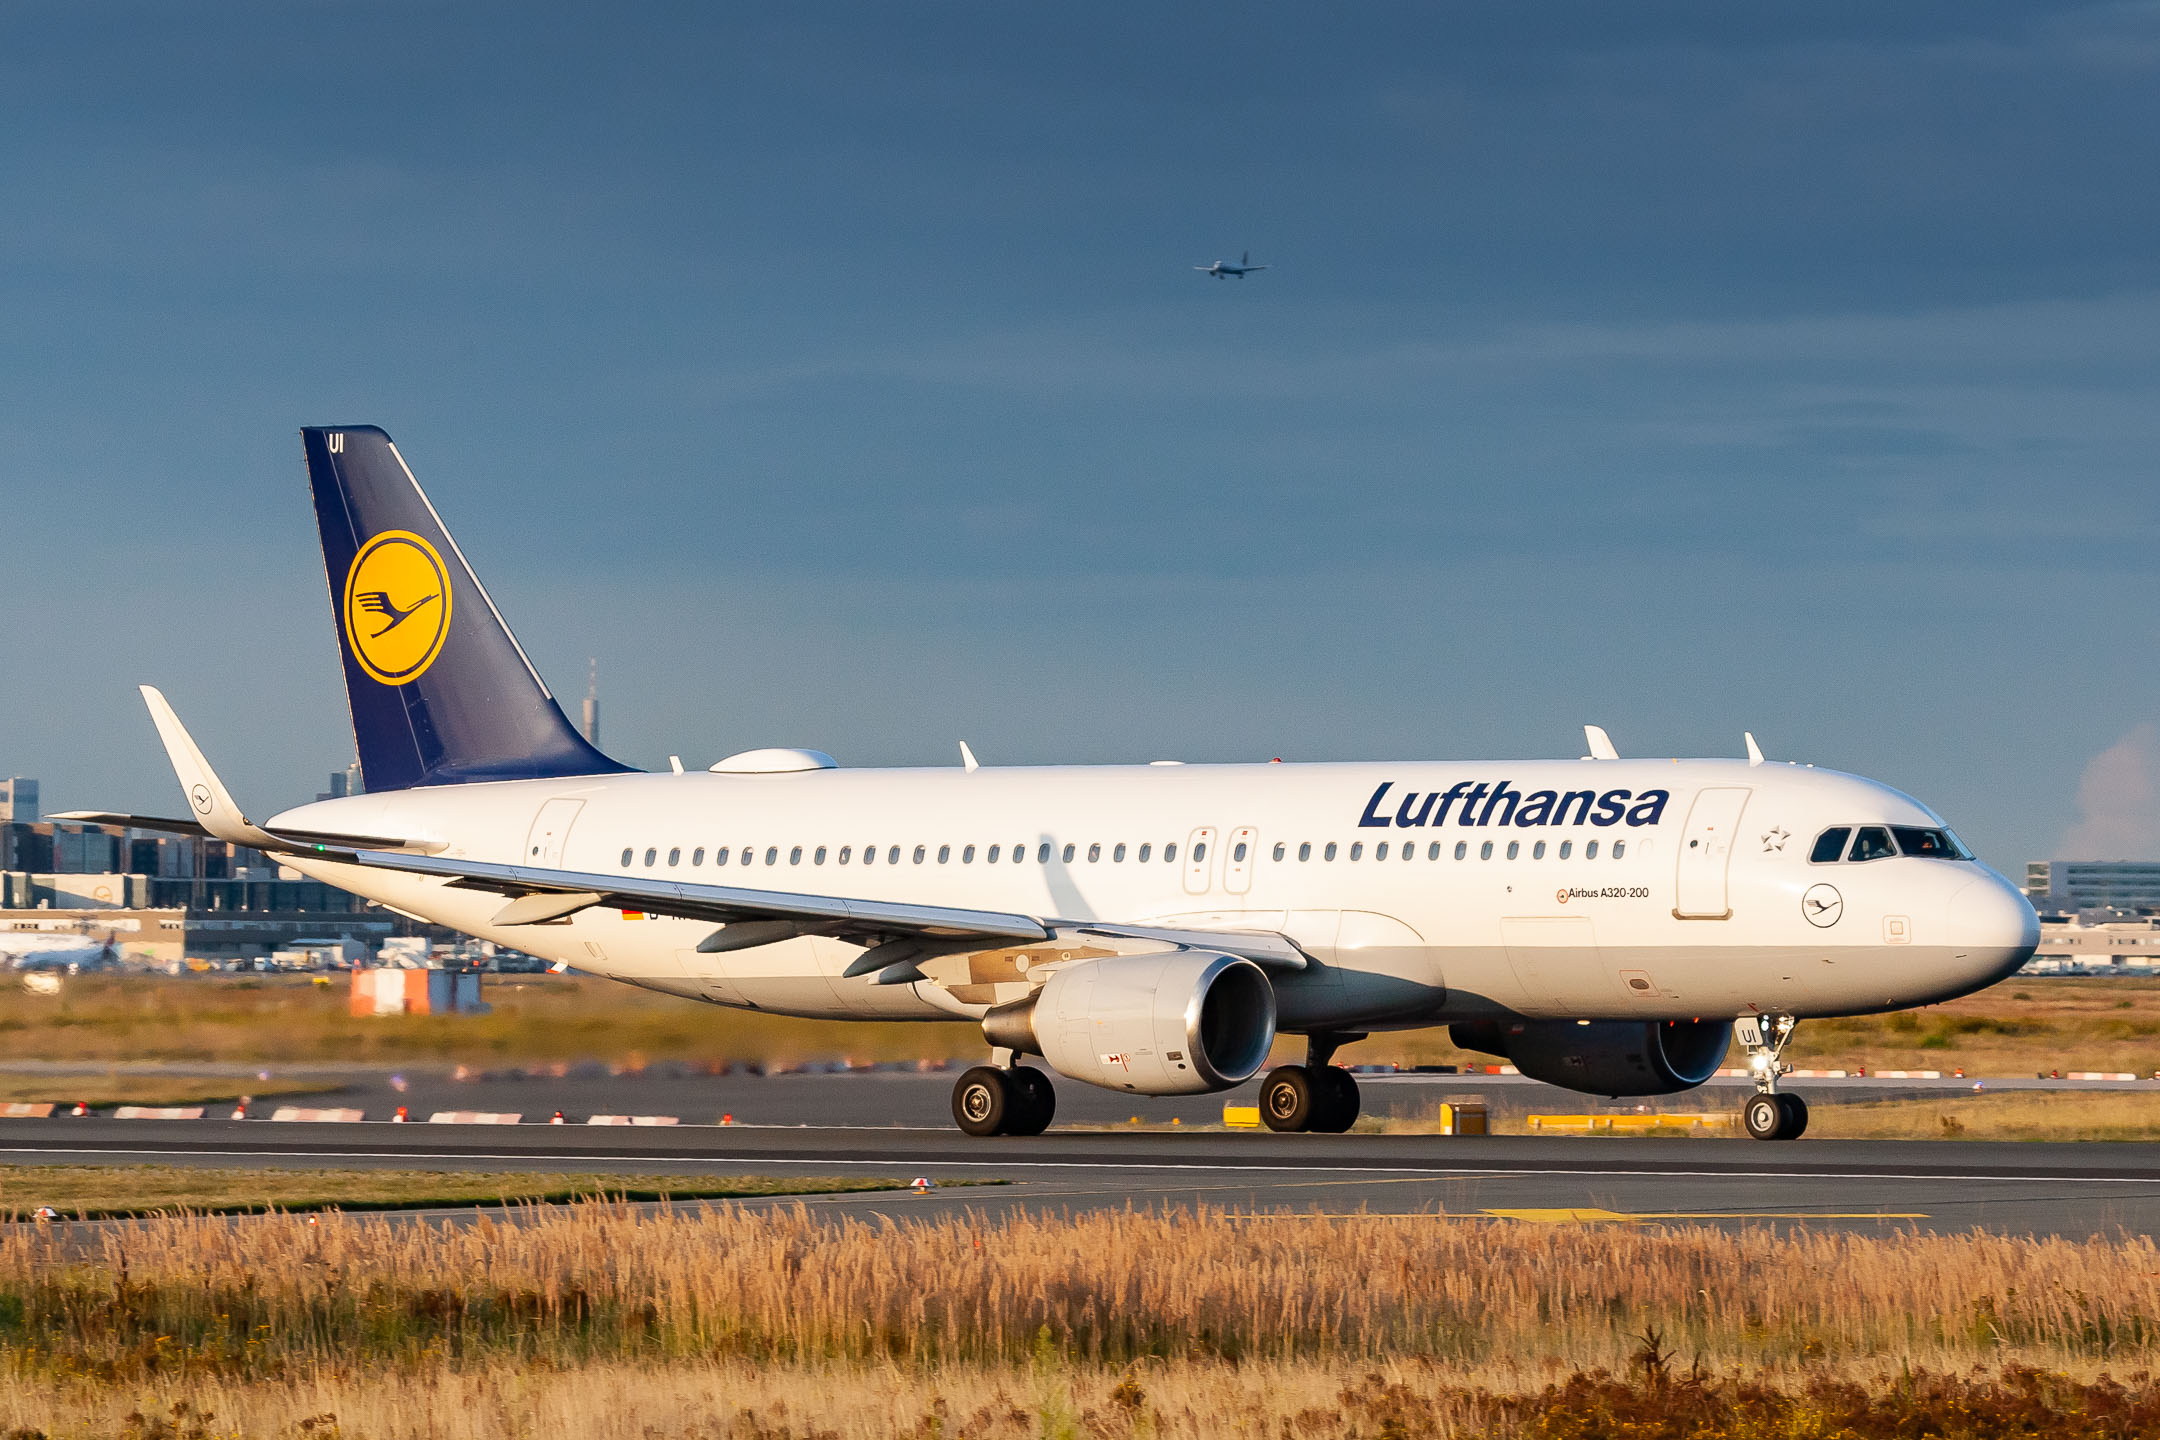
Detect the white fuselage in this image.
<box><xmin>271</xmin><ymin>757</ymin><xmax>2038</xmax><ymax>1032</ymax></box>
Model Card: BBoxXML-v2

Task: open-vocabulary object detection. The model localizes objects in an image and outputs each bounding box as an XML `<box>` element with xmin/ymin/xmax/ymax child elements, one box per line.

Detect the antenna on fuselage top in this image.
<box><xmin>1582</xmin><ymin>725</ymin><xmax>1620</xmax><ymax>760</ymax></box>
<box><xmin>959</xmin><ymin>741</ymin><xmax>981</xmax><ymax>773</ymax></box>
<box><xmin>1744</xmin><ymin>732</ymin><xmax>1764</xmax><ymax>766</ymax></box>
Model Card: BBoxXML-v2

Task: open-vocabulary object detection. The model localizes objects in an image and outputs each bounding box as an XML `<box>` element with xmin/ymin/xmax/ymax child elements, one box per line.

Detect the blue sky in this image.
<box><xmin>4</xmin><ymin>3</ymin><xmax>2158</xmax><ymax>868</ymax></box>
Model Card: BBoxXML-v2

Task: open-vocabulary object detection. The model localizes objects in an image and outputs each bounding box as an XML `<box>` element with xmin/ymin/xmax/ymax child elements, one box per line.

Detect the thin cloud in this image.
<box><xmin>2060</xmin><ymin>722</ymin><xmax>2160</xmax><ymax>858</ymax></box>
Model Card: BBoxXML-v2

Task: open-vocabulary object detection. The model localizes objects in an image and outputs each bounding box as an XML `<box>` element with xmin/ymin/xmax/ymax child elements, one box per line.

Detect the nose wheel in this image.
<box><xmin>951</xmin><ymin>1064</ymin><xmax>1056</xmax><ymax>1137</ymax></box>
<box><xmin>1735</xmin><ymin>1014</ymin><xmax>1807</xmax><ymax>1140</ymax></box>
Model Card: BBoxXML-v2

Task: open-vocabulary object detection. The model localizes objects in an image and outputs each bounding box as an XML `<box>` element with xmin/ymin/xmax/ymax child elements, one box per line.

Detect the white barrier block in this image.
<box><xmin>427</xmin><ymin>1111</ymin><xmax>522</xmax><ymax>1125</ymax></box>
<box><xmin>0</xmin><ymin>1102</ymin><xmax>55</xmax><ymax>1118</ymax></box>
<box><xmin>112</xmin><ymin>1106</ymin><xmax>206</xmax><ymax>1120</ymax></box>
<box><xmin>270</xmin><ymin>1107</ymin><xmax>367</xmax><ymax>1123</ymax></box>
<box><xmin>585</xmin><ymin>1115</ymin><xmax>681</xmax><ymax>1126</ymax></box>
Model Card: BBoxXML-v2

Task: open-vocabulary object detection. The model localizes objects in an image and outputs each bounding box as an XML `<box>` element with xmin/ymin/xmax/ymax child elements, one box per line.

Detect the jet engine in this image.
<box><xmin>982</xmin><ymin>950</ymin><xmax>1276</xmax><ymax>1095</ymax></box>
<box><xmin>1449</xmin><ymin>1018</ymin><xmax>1732</xmax><ymax>1097</ymax></box>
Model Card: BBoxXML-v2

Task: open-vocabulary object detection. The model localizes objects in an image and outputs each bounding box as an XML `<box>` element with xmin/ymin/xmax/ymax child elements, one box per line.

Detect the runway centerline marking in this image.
<box><xmin>3</xmin><ymin>1143</ymin><xmax>2159</xmax><ymax>1187</ymax></box>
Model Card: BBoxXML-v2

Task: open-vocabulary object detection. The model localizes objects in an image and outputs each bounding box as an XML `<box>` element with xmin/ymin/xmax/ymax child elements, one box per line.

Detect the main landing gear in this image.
<box><xmin>951</xmin><ymin>1057</ymin><xmax>1056</xmax><ymax>1137</ymax></box>
<box><xmin>1259</xmin><ymin>1033</ymin><xmax>1365</xmax><ymax>1134</ymax></box>
<box><xmin>1736</xmin><ymin>1014</ymin><xmax>1808</xmax><ymax>1141</ymax></box>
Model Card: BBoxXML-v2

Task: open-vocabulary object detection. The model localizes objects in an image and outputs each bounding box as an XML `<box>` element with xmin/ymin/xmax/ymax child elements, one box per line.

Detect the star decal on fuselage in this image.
<box><xmin>1762</xmin><ymin>826</ymin><xmax>1790</xmax><ymax>852</ymax></box>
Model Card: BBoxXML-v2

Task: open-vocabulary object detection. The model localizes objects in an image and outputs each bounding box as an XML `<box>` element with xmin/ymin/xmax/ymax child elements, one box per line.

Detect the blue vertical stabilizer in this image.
<box><xmin>301</xmin><ymin>426</ymin><xmax>634</xmax><ymax>791</ymax></box>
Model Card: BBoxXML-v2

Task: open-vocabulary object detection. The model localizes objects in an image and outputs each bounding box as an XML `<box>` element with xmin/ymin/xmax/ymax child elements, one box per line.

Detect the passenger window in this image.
<box><xmin>814</xmin><ymin>846</ymin><xmax>827</xmax><ymax>865</ymax></box>
<box><xmin>716</xmin><ymin>847</ymin><xmax>731</xmax><ymax>866</ymax></box>
<box><xmin>1165</xmin><ymin>844</ymin><xmax>1177</xmax><ymax>863</ymax></box>
<box><xmin>692</xmin><ymin>848</ymin><xmax>705</xmax><ymax>866</ymax></box>
<box><xmin>1350</xmin><ymin>842</ymin><xmax>1364</xmax><ymax>861</ymax></box>
<box><xmin>913</xmin><ymin>845</ymin><xmax>927</xmax><ymax>864</ymax></box>
<box><xmin>1848</xmin><ymin>827</ymin><xmax>1896</xmax><ymax>862</ymax></box>
<box><xmin>1402</xmin><ymin>842</ymin><xmax>1414</xmax><ymax>861</ymax></box>
<box><xmin>1299</xmin><ymin>842</ymin><xmax>1312</xmax><ymax>861</ymax></box>
<box><xmin>1532</xmin><ymin>841</ymin><xmax>1545</xmax><ymax>860</ymax></box>
<box><xmin>1233</xmin><ymin>841</ymin><xmax>1247</xmax><ymax>862</ymax></box>
<box><xmin>1194</xmin><ymin>842</ymin><xmax>1207</xmax><ymax>861</ymax></box>
<box><xmin>644</xmin><ymin>848</ymin><xmax>657</xmax><ymax>867</ymax></box>
<box><xmin>1810</xmin><ymin>827</ymin><xmax>1851</xmax><ymax>864</ymax></box>
<box><xmin>1142</xmin><ymin>843</ymin><xmax>1155</xmax><ymax>862</ymax></box>
<box><xmin>962</xmin><ymin>845</ymin><xmax>975</xmax><ymax>863</ymax></box>
<box><xmin>1613</xmin><ymin>841</ymin><xmax>1626</xmax><ymax>859</ymax></box>
<box><xmin>667</xmin><ymin>848</ymin><xmax>681</xmax><ymax>867</ymax></box>
<box><xmin>1506</xmin><ymin>841</ymin><xmax>1520</xmax><ymax>860</ymax></box>
<box><xmin>621</xmin><ymin>848</ymin><xmax>633</xmax><ymax>867</ymax></box>
<box><xmin>765</xmin><ymin>847</ymin><xmax>779</xmax><ymax>866</ymax></box>
<box><xmin>1271</xmin><ymin>842</ymin><xmax>1284</xmax><ymax>861</ymax></box>
<box><xmin>1062</xmin><ymin>843</ymin><xmax>1076</xmax><ymax>863</ymax></box>
<box><xmin>1479</xmin><ymin>841</ymin><xmax>1493</xmax><ymax>860</ymax></box>
<box><xmin>987</xmin><ymin>844</ymin><xmax>1000</xmax><ymax>863</ymax></box>
<box><xmin>1374</xmin><ymin>842</ymin><xmax>1388</xmax><ymax>860</ymax></box>
<box><xmin>1013</xmin><ymin>844</ymin><xmax>1025</xmax><ymax>863</ymax></box>
<box><xmin>1891</xmin><ymin>826</ymin><xmax>1968</xmax><ymax>860</ymax></box>
<box><xmin>1586</xmin><ymin>840</ymin><xmax>1598</xmax><ymax>859</ymax></box>
<box><xmin>1324</xmin><ymin>842</ymin><xmax>1338</xmax><ymax>861</ymax></box>
<box><xmin>1115</xmin><ymin>843</ymin><xmax>1127</xmax><ymax>862</ymax></box>
<box><xmin>839</xmin><ymin>846</ymin><xmax>852</xmax><ymax>864</ymax></box>
<box><xmin>1428</xmin><ymin>842</ymin><xmax>1442</xmax><ymax>860</ymax></box>
<box><xmin>1037</xmin><ymin>843</ymin><xmax>1051</xmax><ymax>863</ymax></box>
<box><xmin>1087</xmin><ymin>843</ymin><xmax>1101</xmax><ymax>862</ymax></box>
<box><xmin>1558</xmin><ymin>841</ymin><xmax>1571</xmax><ymax>859</ymax></box>
<box><xmin>790</xmin><ymin>846</ymin><xmax>803</xmax><ymax>865</ymax></box>
<box><xmin>1455</xmin><ymin>841</ymin><xmax>1467</xmax><ymax>860</ymax></box>
<box><xmin>938</xmin><ymin>845</ymin><xmax>951</xmax><ymax>864</ymax></box>
<box><xmin>890</xmin><ymin>846</ymin><xmax>902</xmax><ymax>865</ymax></box>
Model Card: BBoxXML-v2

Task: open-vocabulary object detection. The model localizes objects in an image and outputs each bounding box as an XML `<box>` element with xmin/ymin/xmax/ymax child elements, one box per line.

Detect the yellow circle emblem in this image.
<box><xmin>343</xmin><ymin>530</ymin><xmax>452</xmax><ymax>685</ymax></box>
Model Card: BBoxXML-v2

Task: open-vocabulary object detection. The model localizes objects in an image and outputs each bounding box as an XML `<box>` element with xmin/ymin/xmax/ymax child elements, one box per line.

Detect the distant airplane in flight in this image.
<box><xmin>1195</xmin><ymin>251</ymin><xmax>1267</xmax><ymax>279</ymax></box>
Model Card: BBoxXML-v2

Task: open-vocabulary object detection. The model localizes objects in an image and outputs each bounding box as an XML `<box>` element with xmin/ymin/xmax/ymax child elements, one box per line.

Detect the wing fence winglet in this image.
<box><xmin>138</xmin><ymin>686</ymin><xmax>285</xmax><ymax>849</ymax></box>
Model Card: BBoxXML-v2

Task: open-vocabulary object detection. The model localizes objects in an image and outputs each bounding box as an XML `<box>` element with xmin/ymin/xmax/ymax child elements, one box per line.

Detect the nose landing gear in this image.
<box><xmin>1259</xmin><ymin>1032</ymin><xmax>1365</xmax><ymax>1133</ymax></box>
<box><xmin>951</xmin><ymin>1057</ymin><xmax>1056</xmax><ymax>1137</ymax></box>
<box><xmin>1736</xmin><ymin>1014</ymin><xmax>1808</xmax><ymax>1141</ymax></box>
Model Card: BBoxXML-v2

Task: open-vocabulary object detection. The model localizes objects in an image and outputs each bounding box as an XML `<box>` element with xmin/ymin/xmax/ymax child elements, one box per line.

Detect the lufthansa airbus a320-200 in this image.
<box><xmin>68</xmin><ymin>428</ymin><xmax>2038</xmax><ymax>1141</ymax></box>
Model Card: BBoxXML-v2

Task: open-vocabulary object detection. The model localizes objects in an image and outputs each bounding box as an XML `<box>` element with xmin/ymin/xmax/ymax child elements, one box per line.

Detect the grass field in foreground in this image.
<box><xmin>11</xmin><ymin>971</ymin><xmax>2160</xmax><ymax>1078</ymax></box>
<box><xmin>0</xmin><ymin>1073</ymin><xmax>335</xmax><ymax>1108</ymax></box>
<box><xmin>7</xmin><ymin>1205</ymin><xmax>2160</xmax><ymax>1437</ymax></box>
<box><xmin>0</xmin><ymin>1165</ymin><xmax>935</xmax><ymax>1219</ymax></box>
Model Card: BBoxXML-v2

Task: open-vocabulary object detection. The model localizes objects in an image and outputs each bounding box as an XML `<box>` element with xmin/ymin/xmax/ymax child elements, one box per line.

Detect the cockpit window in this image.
<box><xmin>1891</xmin><ymin>826</ymin><xmax>1969</xmax><ymax>860</ymax></box>
<box><xmin>1847</xmin><ymin>826</ymin><xmax>1896</xmax><ymax>862</ymax></box>
<box><xmin>1809</xmin><ymin>827</ymin><xmax>1851</xmax><ymax>864</ymax></box>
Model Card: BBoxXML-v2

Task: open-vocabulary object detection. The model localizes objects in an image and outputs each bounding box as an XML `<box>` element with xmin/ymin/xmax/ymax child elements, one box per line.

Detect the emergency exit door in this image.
<box><xmin>1674</xmin><ymin>787</ymin><xmax>1750</xmax><ymax>919</ymax></box>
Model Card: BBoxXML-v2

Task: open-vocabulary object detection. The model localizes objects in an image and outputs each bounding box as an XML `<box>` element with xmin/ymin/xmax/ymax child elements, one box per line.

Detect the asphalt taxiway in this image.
<box><xmin>7</xmin><ymin>1112</ymin><xmax>2160</xmax><ymax>1237</ymax></box>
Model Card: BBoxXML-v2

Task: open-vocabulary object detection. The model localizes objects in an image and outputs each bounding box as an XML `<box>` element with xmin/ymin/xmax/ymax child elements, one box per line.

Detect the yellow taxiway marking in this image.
<box><xmin>1484</xmin><ymin>1207</ymin><xmax>1928</xmax><ymax>1224</ymax></box>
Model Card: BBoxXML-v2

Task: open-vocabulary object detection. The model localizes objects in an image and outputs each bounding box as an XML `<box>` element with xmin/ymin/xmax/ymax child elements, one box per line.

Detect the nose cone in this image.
<box><xmin>1945</xmin><ymin>869</ymin><xmax>2040</xmax><ymax>989</ymax></box>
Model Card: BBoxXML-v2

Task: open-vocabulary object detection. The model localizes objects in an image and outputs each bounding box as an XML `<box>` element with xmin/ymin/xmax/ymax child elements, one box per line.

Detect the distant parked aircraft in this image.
<box><xmin>1195</xmin><ymin>251</ymin><xmax>1267</xmax><ymax>279</ymax></box>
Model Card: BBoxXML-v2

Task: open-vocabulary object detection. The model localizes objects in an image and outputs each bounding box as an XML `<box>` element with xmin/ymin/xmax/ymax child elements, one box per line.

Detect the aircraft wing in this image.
<box><xmin>340</xmin><ymin>849</ymin><xmax>1307</xmax><ymax>970</ymax></box>
<box><xmin>51</xmin><ymin>810</ymin><xmax>423</xmax><ymax>854</ymax></box>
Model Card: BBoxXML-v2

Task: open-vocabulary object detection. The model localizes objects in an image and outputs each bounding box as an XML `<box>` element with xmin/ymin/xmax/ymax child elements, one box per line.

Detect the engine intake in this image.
<box><xmin>1450</xmin><ymin>1018</ymin><xmax>1732</xmax><ymax>1097</ymax></box>
<box><xmin>983</xmin><ymin>950</ymin><xmax>1276</xmax><ymax>1094</ymax></box>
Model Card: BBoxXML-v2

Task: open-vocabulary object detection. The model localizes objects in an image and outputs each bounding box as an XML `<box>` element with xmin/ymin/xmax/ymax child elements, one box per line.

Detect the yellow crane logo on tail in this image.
<box><xmin>343</xmin><ymin>530</ymin><xmax>452</xmax><ymax>685</ymax></box>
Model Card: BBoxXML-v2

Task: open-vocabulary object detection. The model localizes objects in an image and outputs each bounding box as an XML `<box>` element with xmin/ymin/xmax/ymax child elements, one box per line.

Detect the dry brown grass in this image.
<box><xmin>1805</xmin><ymin>1088</ymin><xmax>2160</xmax><ymax>1141</ymax></box>
<box><xmin>0</xmin><ymin>1166</ymin><xmax>925</xmax><ymax>1220</ymax></box>
<box><xmin>6</xmin><ymin>1204</ymin><xmax>2160</xmax><ymax>1435</ymax></box>
<box><xmin>7</xmin><ymin>972</ymin><xmax>2158</xmax><ymax>1078</ymax></box>
<box><xmin>0</xmin><ymin>1075</ymin><xmax>333</xmax><ymax>1109</ymax></box>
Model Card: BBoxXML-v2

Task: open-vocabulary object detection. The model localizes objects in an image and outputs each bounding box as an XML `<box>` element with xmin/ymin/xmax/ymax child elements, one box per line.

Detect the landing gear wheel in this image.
<box><xmin>1006</xmin><ymin>1066</ymin><xmax>1056</xmax><ymax>1136</ymax></box>
<box><xmin>952</xmin><ymin>1066</ymin><xmax>1012</xmax><ymax>1137</ymax></box>
<box><xmin>1260</xmin><ymin>1065</ymin><xmax>1318</xmax><ymax>1132</ymax></box>
<box><xmin>1310</xmin><ymin>1067</ymin><xmax>1360</xmax><ymax>1133</ymax></box>
<box><xmin>1742</xmin><ymin>1091</ymin><xmax>1784</xmax><ymax>1141</ymax></box>
<box><xmin>1776</xmin><ymin>1092</ymin><xmax>1809</xmax><ymax>1141</ymax></box>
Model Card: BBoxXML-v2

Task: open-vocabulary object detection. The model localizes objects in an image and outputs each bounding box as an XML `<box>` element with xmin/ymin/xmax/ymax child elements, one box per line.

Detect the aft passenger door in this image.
<box><xmin>1674</xmin><ymin>787</ymin><xmax>1751</xmax><ymax>919</ymax></box>
<box><xmin>523</xmin><ymin>798</ymin><xmax>586</xmax><ymax>869</ymax></box>
<box><xmin>1222</xmin><ymin>827</ymin><xmax>1257</xmax><ymax>895</ymax></box>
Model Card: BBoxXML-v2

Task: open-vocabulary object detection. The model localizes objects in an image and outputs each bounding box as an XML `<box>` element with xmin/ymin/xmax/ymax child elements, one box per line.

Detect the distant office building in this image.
<box><xmin>317</xmin><ymin>762</ymin><xmax>367</xmax><ymax>803</ymax></box>
<box><xmin>582</xmin><ymin>660</ymin><xmax>600</xmax><ymax>746</ymax></box>
<box><xmin>2026</xmin><ymin>860</ymin><xmax>2160</xmax><ymax>913</ymax></box>
<box><xmin>0</xmin><ymin>778</ymin><xmax>37</xmax><ymax>822</ymax></box>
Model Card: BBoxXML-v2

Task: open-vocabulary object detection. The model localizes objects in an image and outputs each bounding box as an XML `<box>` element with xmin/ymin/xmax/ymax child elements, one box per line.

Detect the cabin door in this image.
<box><xmin>1674</xmin><ymin>787</ymin><xmax>1751</xmax><ymax>919</ymax></box>
<box><xmin>523</xmin><ymin>798</ymin><xmax>586</xmax><ymax>869</ymax></box>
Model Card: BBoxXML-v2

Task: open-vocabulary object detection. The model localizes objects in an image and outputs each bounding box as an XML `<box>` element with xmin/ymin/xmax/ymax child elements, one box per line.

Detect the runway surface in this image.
<box><xmin>8</xmin><ymin>1106</ymin><xmax>2160</xmax><ymax>1237</ymax></box>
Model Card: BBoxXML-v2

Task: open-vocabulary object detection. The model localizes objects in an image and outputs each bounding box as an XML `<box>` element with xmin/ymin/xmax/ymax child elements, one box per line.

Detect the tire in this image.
<box><xmin>1777</xmin><ymin>1092</ymin><xmax>1809</xmax><ymax>1141</ymax></box>
<box><xmin>952</xmin><ymin>1066</ymin><xmax>1012</xmax><ymax>1137</ymax></box>
<box><xmin>1006</xmin><ymin>1066</ymin><xmax>1056</xmax><ymax>1136</ymax></box>
<box><xmin>1310</xmin><ymin>1067</ymin><xmax>1360</xmax><ymax>1133</ymax></box>
<box><xmin>1260</xmin><ymin>1066</ymin><xmax>1317</xmax><ymax>1132</ymax></box>
<box><xmin>1742</xmin><ymin>1091</ymin><xmax>1785</xmax><ymax>1141</ymax></box>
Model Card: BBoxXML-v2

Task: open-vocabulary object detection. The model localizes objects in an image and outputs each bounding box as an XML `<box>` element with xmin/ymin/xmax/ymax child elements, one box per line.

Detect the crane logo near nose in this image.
<box><xmin>1801</xmin><ymin>883</ymin><xmax>1844</xmax><ymax>928</ymax></box>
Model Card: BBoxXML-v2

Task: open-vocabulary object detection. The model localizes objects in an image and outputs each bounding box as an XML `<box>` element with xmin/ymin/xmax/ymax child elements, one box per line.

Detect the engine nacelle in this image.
<box><xmin>1450</xmin><ymin>1018</ymin><xmax>1732</xmax><ymax>1097</ymax></box>
<box><xmin>983</xmin><ymin>950</ymin><xmax>1276</xmax><ymax>1095</ymax></box>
